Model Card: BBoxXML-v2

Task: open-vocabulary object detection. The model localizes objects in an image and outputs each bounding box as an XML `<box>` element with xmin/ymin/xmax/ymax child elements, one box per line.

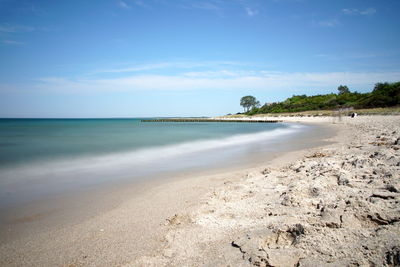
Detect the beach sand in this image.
<box><xmin>130</xmin><ymin>115</ymin><xmax>400</xmax><ymax>266</ymax></box>
<box><xmin>1</xmin><ymin>115</ymin><xmax>399</xmax><ymax>266</ymax></box>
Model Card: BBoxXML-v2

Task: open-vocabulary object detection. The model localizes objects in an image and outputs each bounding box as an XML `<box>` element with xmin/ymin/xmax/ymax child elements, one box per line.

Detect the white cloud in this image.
<box><xmin>118</xmin><ymin>1</ymin><xmax>131</xmax><ymax>9</ymax></box>
<box><xmin>128</xmin><ymin>0</ymin><xmax>261</xmax><ymax>17</ymax></box>
<box><xmin>132</xmin><ymin>0</ymin><xmax>149</xmax><ymax>8</ymax></box>
<box><xmin>317</xmin><ymin>19</ymin><xmax>340</xmax><ymax>27</ymax></box>
<box><xmin>187</xmin><ymin>2</ymin><xmax>219</xmax><ymax>10</ymax></box>
<box><xmin>0</xmin><ymin>24</ymin><xmax>35</xmax><ymax>33</ymax></box>
<box><xmin>1</xmin><ymin>40</ymin><xmax>24</xmax><ymax>45</ymax></box>
<box><xmin>245</xmin><ymin>7</ymin><xmax>258</xmax><ymax>17</ymax></box>
<box><xmin>183</xmin><ymin>70</ymin><xmax>256</xmax><ymax>78</ymax></box>
<box><xmin>94</xmin><ymin>63</ymin><xmax>172</xmax><ymax>73</ymax></box>
<box><xmin>34</xmin><ymin>71</ymin><xmax>400</xmax><ymax>93</ymax></box>
<box><xmin>91</xmin><ymin>61</ymin><xmax>243</xmax><ymax>74</ymax></box>
<box><xmin>313</xmin><ymin>53</ymin><xmax>378</xmax><ymax>60</ymax></box>
<box><xmin>342</xmin><ymin>9</ymin><xmax>353</xmax><ymax>15</ymax></box>
<box><xmin>360</xmin><ymin>8</ymin><xmax>376</xmax><ymax>15</ymax></box>
<box><xmin>342</xmin><ymin>8</ymin><xmax>376</xmax><ymax>15</ymax></box>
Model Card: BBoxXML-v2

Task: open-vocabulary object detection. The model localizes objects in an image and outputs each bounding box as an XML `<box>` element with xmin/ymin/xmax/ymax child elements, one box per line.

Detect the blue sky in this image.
<box><xmin>0</xmin><ymin>0</ymin><xmax>399</xmax><ymax>117</ymax></box>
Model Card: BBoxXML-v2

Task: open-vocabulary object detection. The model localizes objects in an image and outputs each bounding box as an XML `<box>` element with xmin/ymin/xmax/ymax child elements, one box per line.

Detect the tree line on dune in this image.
<box><xmin>240</xmin><ymin>81</ymin><xmax>400</xmax><ymax>115</ymax></box>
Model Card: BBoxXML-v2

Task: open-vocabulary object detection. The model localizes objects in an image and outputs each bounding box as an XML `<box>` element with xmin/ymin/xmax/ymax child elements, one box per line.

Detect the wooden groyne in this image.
<box><xmin>141</xmin><ymin>119</ymin><xmax>282</xmax><ymax>123</ymax></box>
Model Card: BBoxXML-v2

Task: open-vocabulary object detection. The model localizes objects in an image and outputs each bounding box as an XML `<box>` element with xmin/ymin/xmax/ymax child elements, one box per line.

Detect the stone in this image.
<box><xmin>320</xmin><ymin>208</ymin><xmax>342</xmax><ymax>228</ymax></box>
<box><xmin>385</xmin><ymin>246</ymin><xmax>400</xmax><ymax>266</ymax></box>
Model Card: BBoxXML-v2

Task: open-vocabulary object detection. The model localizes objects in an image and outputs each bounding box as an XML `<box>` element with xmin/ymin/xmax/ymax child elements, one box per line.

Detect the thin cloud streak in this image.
<box><xmin>35</xmin><ymin>71</ymin><xmax>400</xmax><ymax>93</ymax></box>
<box><xmin>132</xmin><ymin>0</ymin><xmax>149</xmax><ymax>8</ymax></box>
<box><xmin>1</xmin><ymin>40</ymin><xmax>25</xmax><ymax>45</ymax></box>
<box><xmin>91</xmin><ymin>61</ymin><xmax>245</xmax><ymax>74</ymax></box>
<box><xmin>313</xmin><ymin>53</ymin><xmax>378</xmax><ymax>60</ymax></box>
<box><xmin>148</xmin><ymin>0</ymin><xmax>260</xmax><ymax>17</ymax></box>
<box><xmin>317</xmin><ymin>19</ymin><xmax>340</xmax><ymax>27</ymax></box>
<box><xmin>342</xmin><ymin>8</ymin><xmax>376</xmax><ymax>15</ymax></box>
<box><xmin>185</xmin><ymin>1</ymin><xmax>220</xmax><ymax>10</ymax></box>
<box><xmin>0</xmin><ymin>24</ymin><xmax>35</xmax><ymax>33</ymax></box>
<box><xmin>93</xmin><ymin>62</ymin><xmax>185</xmax><ymax>74</ymax></box>
<box><xmin>118</xmin><ymin>1</ymin><xmax>131</xmax><ymax>9</ymax></box>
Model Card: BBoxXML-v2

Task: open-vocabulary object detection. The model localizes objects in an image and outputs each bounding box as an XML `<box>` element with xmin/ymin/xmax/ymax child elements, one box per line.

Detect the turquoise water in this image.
<box><xmin>0</xmin><ymin>118</ymin><xmax>306</xmax><ymax>207</ymax></box>
<box><xmin>0</xmin><ymin>118</ymin><xmax>289</xmax><ymax>167</ymax></box>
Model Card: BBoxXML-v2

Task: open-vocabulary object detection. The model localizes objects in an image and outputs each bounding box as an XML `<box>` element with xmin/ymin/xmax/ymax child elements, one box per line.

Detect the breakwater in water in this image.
<box><xmin>141</xmin><ymin>119</ymin><xmax>282</xmax><ymax>123</ymax></box>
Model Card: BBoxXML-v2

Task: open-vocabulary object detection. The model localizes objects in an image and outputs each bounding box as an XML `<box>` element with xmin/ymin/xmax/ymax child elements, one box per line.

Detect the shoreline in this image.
<box><xmin>0</xmin><ymin>120</ymin><xmax>310</xmax><ymax>209</ymax></box>
<box><xmin>0</xmin><ymin>119</ymin><xmax>335</xmax><ymax>266</ymax></box>
<box><xmin>0</xmin><ymin>121</ymin><xmax>330</xmax><ymax>212</ymax></box>
<box><xmin>1</xmin><ymin>116</ymin><xmax>393</xmax><ymax>266</ymax></box>
<box><xmin>131</xmin><ymin>115</ymin><xmax>400</xmax><ymax>266</ymax></box>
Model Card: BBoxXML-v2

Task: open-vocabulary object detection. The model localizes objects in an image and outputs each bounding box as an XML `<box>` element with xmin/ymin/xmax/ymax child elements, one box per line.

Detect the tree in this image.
<box><xmin>337</xmin><ymin>85</ymin><xmax>350</xmax><ymax>95</ymax></box>
<box><xmin>240</xmin><ymin>95</ymin><xmax>260</xmax><ymax>112</ymax></box>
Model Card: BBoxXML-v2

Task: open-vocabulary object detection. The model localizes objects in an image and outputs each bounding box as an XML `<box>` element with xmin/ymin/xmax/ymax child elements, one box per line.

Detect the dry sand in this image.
<box><xmin>1</xmin><ymin>115</ymin><xmax>399</xmax><ymax>266</ymax></box>
<box><xmin>131</xmin><ymin>115</ymin><xmax>400</xmax><ymax>266</ymax></box>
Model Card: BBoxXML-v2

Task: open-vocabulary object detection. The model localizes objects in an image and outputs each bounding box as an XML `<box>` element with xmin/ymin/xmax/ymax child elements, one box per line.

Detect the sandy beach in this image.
<box><xmin>1</xmin><ymin>115</ymin><xmax>399</xmax><ymax>266</ymax></box>
<box><xmin>131</xmin><ymin>115</ymin><xmax>400</xmax><ymax>266</ymax></box>
<box><xmin>2</xmin><ymin>0</ymin><xmax>399</xmax><ymax>265</ymax></box>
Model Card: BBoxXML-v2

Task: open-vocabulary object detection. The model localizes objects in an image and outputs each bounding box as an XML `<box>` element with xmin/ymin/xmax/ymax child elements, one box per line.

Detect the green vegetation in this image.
<box><xmin>224</xmin><ymin>107</ymin><xmax>400</xmax><ymax>118</ymax></box>
<box><xmin>245</xmin><ymin>82</ymin><xmax>400</xmax><ymax>115</ymax></box>
<box><xmin>337</xmin><ymin>85</ymin><xmax>350</xmax><ymax>95</ymax></box>
<box><xmin>240</xmin><ymin>95</ymin><xmax>260</xmax><ymax>112</ymax></box>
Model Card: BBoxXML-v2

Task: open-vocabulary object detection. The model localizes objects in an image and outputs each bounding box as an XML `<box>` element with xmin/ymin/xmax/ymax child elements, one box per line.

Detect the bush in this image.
<box><xmin>251</xmin><ymin>82</ymin><xmax>399</xmax><ymax>114</ymax></box>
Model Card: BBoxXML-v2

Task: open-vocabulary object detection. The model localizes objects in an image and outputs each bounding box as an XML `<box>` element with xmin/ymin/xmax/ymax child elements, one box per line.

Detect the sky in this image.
<box><xmin>0</xmin><ymin>0</ymin><xmax>399</xmax><ymax>117</ymax></box>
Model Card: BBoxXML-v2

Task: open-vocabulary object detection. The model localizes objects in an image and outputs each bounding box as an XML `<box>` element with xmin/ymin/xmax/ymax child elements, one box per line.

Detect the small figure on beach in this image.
<box><xmin>351</xmin><ymin>112</ymin><xmax>358</xmax><ymax>118</ymax></box>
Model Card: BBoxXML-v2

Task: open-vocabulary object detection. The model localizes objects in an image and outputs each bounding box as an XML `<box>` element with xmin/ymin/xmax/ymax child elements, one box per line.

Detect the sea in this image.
<box><xmin>0</xmin><ymin>118</ymin><xmax>312</xmax><ymax>208</ymax></box>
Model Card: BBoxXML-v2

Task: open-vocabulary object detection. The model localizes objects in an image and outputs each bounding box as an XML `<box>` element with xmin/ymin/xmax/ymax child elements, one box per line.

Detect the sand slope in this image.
<box><xmin>131</xmin><ymin>116</ymin><xmax>400</xmax><ymax>266</ymax></box>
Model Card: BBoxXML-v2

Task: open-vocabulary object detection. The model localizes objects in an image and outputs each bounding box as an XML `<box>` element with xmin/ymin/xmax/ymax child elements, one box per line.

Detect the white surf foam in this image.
<box><xmin>0</xmin><ymin>123</ymin><xmax>305</xmax><ymax>189</ymax></box>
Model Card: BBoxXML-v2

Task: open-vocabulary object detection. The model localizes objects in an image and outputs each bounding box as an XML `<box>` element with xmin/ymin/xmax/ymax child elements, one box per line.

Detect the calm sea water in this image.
<box><xmin>0</xmin><ymin>118</ymin><xmax>306</xmax><ymax>207</ymax></box>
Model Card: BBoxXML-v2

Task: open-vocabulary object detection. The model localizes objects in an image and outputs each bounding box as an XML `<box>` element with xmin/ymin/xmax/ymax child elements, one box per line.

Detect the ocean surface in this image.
<box><xmin>0</xmin><ymin>118</ymin><xmax>308</xmax><ymax>208</ymax></box>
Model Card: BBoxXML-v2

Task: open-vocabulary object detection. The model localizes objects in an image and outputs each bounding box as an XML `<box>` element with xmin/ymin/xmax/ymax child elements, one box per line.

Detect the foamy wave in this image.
<box><xmin>0</xmin><ymin>124</ymin><xmax>304</xmax><ymax>185</ymax></box>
